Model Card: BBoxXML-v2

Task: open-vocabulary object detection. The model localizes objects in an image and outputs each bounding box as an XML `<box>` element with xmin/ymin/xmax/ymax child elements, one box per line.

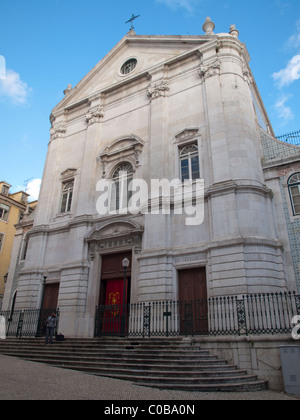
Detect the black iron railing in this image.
<box><xmin>95</xmin><ymin>292</ymin><xmax>300</xmax><ymax>338</ymax></box>
<box><xmin>0</xmin><ymin>308</ymin><xmax>60</xmax><ymax>338</ymax></box>
<box><xmin>277</xmin><ymin>130</ymin><xmax>300</xmax><ymax>146</ymax></box>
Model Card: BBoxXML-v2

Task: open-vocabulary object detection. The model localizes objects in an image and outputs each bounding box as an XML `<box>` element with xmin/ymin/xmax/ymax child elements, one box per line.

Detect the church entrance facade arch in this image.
<box><xmin>85</xmin><ymin>219</ymin><xmax>143</xmax><ymax>336</ymax></box>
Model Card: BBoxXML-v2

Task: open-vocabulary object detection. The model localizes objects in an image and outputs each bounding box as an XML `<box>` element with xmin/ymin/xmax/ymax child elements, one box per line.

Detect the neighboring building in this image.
<box><xmin>0</xmin><ymin>181</ymin><xmax>30</xmax><ymax>309</ymax></box>
<box><xmin>261</xmin><ymin>131</ymin><xmax>300</xmax><ymax>294</ymax></box>
<box><xmin>1</xmin><ymin>200</ymin><xmax>38</xmax><ymax>311</ymax></box>
<box><xmin>3</xmin><ymin>18</ymin><xmax>300</xmax><ymax>337</ymax></box>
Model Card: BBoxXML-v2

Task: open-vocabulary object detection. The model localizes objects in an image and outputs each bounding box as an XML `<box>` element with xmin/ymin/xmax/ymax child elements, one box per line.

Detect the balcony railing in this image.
<box><xmin>95</xmin><ymin>292</ymin><xmax>300</xmax><ymax>338</ymax></box>
<box><xmin>277</xmin><ymin>130</ymin><xmax>300</xmax><ymax>146</ymax></box>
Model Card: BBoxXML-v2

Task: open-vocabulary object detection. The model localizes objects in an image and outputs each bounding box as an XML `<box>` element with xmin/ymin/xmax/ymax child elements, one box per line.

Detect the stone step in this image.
<box><xmin>0</xmin><ymin>349</ymin><xmax>218</xmax><ymax>362</ymax></box>
<box><xmin>0</xmin><ymin>344</ymin><xmax>208</xmax><ymax>355</ymax></box>
<box><xmin>0</xmin><ymin>337</ymin><xmax>269</xmax><ymax>392</ymax></box>
<box><xmin>140</xmin><ymin>381</ymin><xmax>269</xmax><ymax>393</ymax></box>
<box><xmin>0</xmin><ymin>351</ymin><xmax>228</xmax><ymax>368</ymax></box>
<box><xmin>14</xmin><ymin>356</ymin><xmax>236</xmax><ymax>371</ymax></box>
<box><xmin>27</xmin><ymin>358</ymin><xmax>243</xmax><ymax>376</ymax></box>
<box><xmin>0</xmin><ymin>342</ymin><xmax>197</xmax><ymax>354</ymax></box>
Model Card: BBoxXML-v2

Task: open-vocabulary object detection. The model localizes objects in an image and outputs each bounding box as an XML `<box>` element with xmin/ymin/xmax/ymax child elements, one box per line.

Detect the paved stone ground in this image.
<box><xmin>0</xmin><ymin>354</ymin><xmax>298</xmax><ymax>401</ymax></box>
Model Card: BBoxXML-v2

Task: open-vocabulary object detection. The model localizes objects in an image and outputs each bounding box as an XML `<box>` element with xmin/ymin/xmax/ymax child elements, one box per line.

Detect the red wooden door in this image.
<box><xmin>99</xmin><ymin>252</ymin><xmax>132</xmax><ymax>335</ymax></box>
<box><xmin>178</xmin><ymin>268</ymin><xmax>208</xmax><ymax>334</ymax></box>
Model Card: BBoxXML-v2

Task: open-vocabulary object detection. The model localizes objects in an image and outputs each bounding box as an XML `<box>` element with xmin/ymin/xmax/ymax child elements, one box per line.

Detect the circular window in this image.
<box><xmin>121</xmin><ymin>58</ymin><xmax>137</xmax><ymax>75</ymax></box>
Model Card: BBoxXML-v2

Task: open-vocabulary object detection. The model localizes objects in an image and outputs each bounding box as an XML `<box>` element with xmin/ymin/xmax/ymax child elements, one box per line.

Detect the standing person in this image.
<box><xmin>45</xmin><ymin>312</ymin><xmax>57</xmax><ymax>345</ymax></box>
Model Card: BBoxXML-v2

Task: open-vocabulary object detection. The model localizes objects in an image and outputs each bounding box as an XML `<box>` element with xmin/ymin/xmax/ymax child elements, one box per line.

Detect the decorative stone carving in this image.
<box><xmin>175</xmin><ymin>128</ymin><xmax>199</xmax><ymax>142</ymax></box>
<box><xmin>50</xmin><ymin>123</ymin><xmax>67</xmax><ymax>140</ymax></box>
<box><xmin>199</xmin><ymin>59</ymin><xmax>221</xmax><ymax>83</ymax></box>
<box><xmin>86</xmin><ymin>220</ymin><xmax>143</xmax><ymax>255</ymax></box>
<box><xmin>85</xmin><ymin>106</ymin><xmax>104</xmax><ymax>125</ymax></box>
<box><xmin>202</xmin><ymin>17</ymin><xmax>215</xmax><ymax>35</ymax></box>
<box><xmin>147</xmin><ymin>80</ymin><xmax>169</xmax><ymax>100</ymax></box>
<box><xmin>229</xmin><ymin>24</ymin><xmax>239</xmax><ymax>38</ymax></box>
<box><xmin>63</xmin><ymin>84</ymin><xmax>72</xmax><ymax>96</ymax></box>
<box><xmin>243</xmin><ymin>64</ymin><xmax>253</xmax><ymax>86</ymax></box>
<box><xmin>61</xmin><ymin>168</ymin><xmax>77</xmax><ymax>181</ymax></box>
<box><xmin>99</xmin><ymin>136</ymin><xmax>144</xmax><ymax>177</ymax></box>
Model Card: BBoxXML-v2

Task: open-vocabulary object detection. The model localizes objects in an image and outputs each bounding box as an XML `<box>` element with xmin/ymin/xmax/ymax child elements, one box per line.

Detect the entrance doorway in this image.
<box><xmin>42</xmin><ymin>283</ymin><xmax>59</xmax><ymax>311</ymax></box>
<box><xmin>98</xmin><ymin>252</ymin><xmax>132</xmax><ymax>335</ymax></box>
<box><xmin>178</xmin><ymin>267</ymin><xmax>208</xmax><ymax>334</ymax></box>
<box><xmin>39</xmin><ymin>283</ymin><xmax>60</xmax><ymax>336</ymax></box>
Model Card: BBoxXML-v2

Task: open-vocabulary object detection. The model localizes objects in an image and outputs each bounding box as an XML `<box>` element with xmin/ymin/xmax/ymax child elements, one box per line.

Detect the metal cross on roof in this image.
<box><xmin>125</xmin><ymin>13</ymin><xmax>140</xmax><ymax>31</ymax></box>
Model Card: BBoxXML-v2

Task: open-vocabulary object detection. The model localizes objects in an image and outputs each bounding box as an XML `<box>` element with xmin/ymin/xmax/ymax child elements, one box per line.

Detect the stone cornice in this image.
<box><xmin>206</xmin><ymin>180</ymin><xmax>274</xmax><ymax>199</ymax></box>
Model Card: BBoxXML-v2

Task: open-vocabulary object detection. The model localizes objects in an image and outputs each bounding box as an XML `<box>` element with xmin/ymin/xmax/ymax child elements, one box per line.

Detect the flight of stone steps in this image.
<box><xmin>0</xmin><ymin>337</ymin><xmax>268</xmax><ymax>392</ymax></box>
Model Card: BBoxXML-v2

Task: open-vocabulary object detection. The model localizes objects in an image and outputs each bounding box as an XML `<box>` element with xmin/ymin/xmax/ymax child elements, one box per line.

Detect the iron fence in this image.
<box><xmin>277</xmin><ymin>130</ymin><xmax>300</xmax><ymax>146</ymax></box>
<box><xmin>0</xmin><ymin>308</ymin><xmax>60</xmax><ymax>338</ymax></box>
<box><xmin>95</xmin><ymin>292</ymin><xmax>300</xmax><ymax>338</ymax></box>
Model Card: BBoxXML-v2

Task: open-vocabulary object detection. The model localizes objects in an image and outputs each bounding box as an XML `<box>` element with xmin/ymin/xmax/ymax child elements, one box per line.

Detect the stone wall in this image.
<box><xmin>193</xmin><ymin>334</ymin><xmax>298</xmax><ymax>391</ymax></box>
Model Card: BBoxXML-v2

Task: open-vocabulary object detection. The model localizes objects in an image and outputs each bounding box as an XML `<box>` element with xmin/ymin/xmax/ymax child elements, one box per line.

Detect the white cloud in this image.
<box><xmin>0</xmin><ymin>69</ymin><xmax>31</xmax><ymax>105</ymax></box>
<box><xmin>272</xmin><ymin>55</ymin><xmax>300</xmax><ymax>88</ymax></box>
<box><xmin>26</xmin><ymin>179</ymin><xmax>41</xmax><ymax>201</ymax></box>
<box><xmin>14</xmin><ymin>179</ymin><xmax>41</xmax><ymax>202</ymax></box>
<box><xmin>274</xmin><ymin>95</ymin><xmax>294</xmax><ymax>126</ymax></box>
<box><xmin>156</xmin><ymin>0</ymin><xmax>199</xmax><ymax>13</ymax></box>
<box><xmin>286</xmin><ymin>19</ymin><xmax>300</xmax><ymax>50</ymax></box>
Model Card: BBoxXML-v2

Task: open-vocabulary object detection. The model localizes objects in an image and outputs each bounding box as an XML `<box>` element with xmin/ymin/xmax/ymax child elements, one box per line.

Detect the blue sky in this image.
<box><xmin>0</xmin><ymin>0</ymin><xmax>300</xmax><ymax>201</ymax></box>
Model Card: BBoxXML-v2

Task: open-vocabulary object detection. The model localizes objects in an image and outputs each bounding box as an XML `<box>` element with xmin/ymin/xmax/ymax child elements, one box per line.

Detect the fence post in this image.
<box><xmin>236</xmin><ymin>296</ymin><xmax>247</xmax><ymax>335</ymax></box>
<box><xmin>143</xmin><ymin>303</ymin><xmax>151</xmax><ymax>338</ymax></box>
<box><xmin>16</xmin><ymin>311</ymin><xmax>24</xmax><ymax>338</ymax></box>
<box><xmin>163</xmin><ymin>302</ymin><xmax>172</xmax><ymax>338</ymax></box>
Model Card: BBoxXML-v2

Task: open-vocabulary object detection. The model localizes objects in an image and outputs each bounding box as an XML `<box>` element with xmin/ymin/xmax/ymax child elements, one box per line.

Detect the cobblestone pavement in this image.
<box><xmin>0</xmin><ymin>355</ymin><xmax>298</xmax><ymax>401</ymax></box>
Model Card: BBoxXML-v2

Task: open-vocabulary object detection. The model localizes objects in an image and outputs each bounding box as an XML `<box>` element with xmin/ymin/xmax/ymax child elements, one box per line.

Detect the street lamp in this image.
<box><xmin>121</xmin><ymin>258</ymin><xmax>130</xmax><ymax>336</ymax></box>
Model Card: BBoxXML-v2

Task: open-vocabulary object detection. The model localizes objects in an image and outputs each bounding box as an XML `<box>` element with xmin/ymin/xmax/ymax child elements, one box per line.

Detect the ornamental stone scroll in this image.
<box><xmin>50</xmin><ymin>123</ymin><xmax>67</xmax><ymax>140</ymax></box>
<box><xmin>147</xmin><ymin>80</ymin><xmax>170</xmax><ymax>100</ymax></box>
<box><xmin>198</xmin><ymin>59</ymin><xmax>221</xmax><ymax>84</ymax></box>
<box><xmin>85</xmin><ymin>106</ymin><xmax>104</xmax><ymax>126</ymax></box>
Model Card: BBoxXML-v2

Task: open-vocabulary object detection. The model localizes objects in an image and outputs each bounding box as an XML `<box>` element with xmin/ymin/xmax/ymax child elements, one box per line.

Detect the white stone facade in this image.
<box><xmin>4</xmin><ymin>21</ymin><xmax>299</xmax><ymax>337</ymax></box>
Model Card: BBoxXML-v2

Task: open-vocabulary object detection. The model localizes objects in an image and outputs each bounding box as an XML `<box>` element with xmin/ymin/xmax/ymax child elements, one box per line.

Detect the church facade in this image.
<box><xmin>4</xmin><ymin>19</ymin><xmax>300</xmax><ymax>337</ymax></box>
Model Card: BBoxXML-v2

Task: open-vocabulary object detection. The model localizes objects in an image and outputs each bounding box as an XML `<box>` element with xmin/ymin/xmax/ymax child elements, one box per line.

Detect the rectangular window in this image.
<box><xmin>0</xmin><ymin>204</ymin><xmax>10</xmax><ymax>221</ymax></box>
<box><xmin>60</xmin><ymin>181</ymin><xmax>74</xmax><ymax>214</ymax></box>
<box><xmin>179</xmin><ymin>143</ymin><xmax>200</xmax><ymax>182</ymax></box>
<box><xmin>291</xmin><ymin>185</ymin><xmax>300</xmax><ymax>215</ymax></box>
<box><xmin>0</xmin><ymin>233</ymin><xmax>4</xmax><ymax>253</ymax></box>
<box><xmin>1</xmin><ymin>185</ymin><xmax>9</xmax><ymax>196</ymax></box>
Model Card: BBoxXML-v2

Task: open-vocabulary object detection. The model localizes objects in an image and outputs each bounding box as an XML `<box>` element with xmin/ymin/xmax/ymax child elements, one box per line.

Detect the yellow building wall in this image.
<box><xmin>0</xmin><ymin>190</ymin><xmax>27</xmax><ymax>299</ymax></box>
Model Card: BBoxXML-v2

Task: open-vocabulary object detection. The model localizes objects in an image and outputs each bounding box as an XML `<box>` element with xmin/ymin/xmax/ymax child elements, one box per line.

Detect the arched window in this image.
<box><xmin>288</xmin><ymin>173</ymin><xmax>300</xmax><ymax>216</ymax></box>
<box><xmin>179</xmin><ymin>143</ymin><xmax>200</xmax><ymax>182</ymax></box>
<box><xmin>110</xmin><ymin>163</ymin><xmax>134</xmax><ymax>213</ymax></box>
<box><xmin>60</xmin><ymin>180</ymin><xmax>74</xmax><ymax>214</ymax></box>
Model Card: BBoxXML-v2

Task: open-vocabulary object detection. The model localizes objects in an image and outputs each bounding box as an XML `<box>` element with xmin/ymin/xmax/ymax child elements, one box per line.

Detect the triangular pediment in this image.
<box><xmin>52</xmin><ymin>33</ymin><xmax>210</xmax><ymax>114</ymax></box>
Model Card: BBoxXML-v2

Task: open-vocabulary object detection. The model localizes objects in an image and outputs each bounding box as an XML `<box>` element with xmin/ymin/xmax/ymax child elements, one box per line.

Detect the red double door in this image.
<box><xmin>99</xmin><ymin>252</ymin><xmax>131</xmax><ymax>334</ymax></box>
